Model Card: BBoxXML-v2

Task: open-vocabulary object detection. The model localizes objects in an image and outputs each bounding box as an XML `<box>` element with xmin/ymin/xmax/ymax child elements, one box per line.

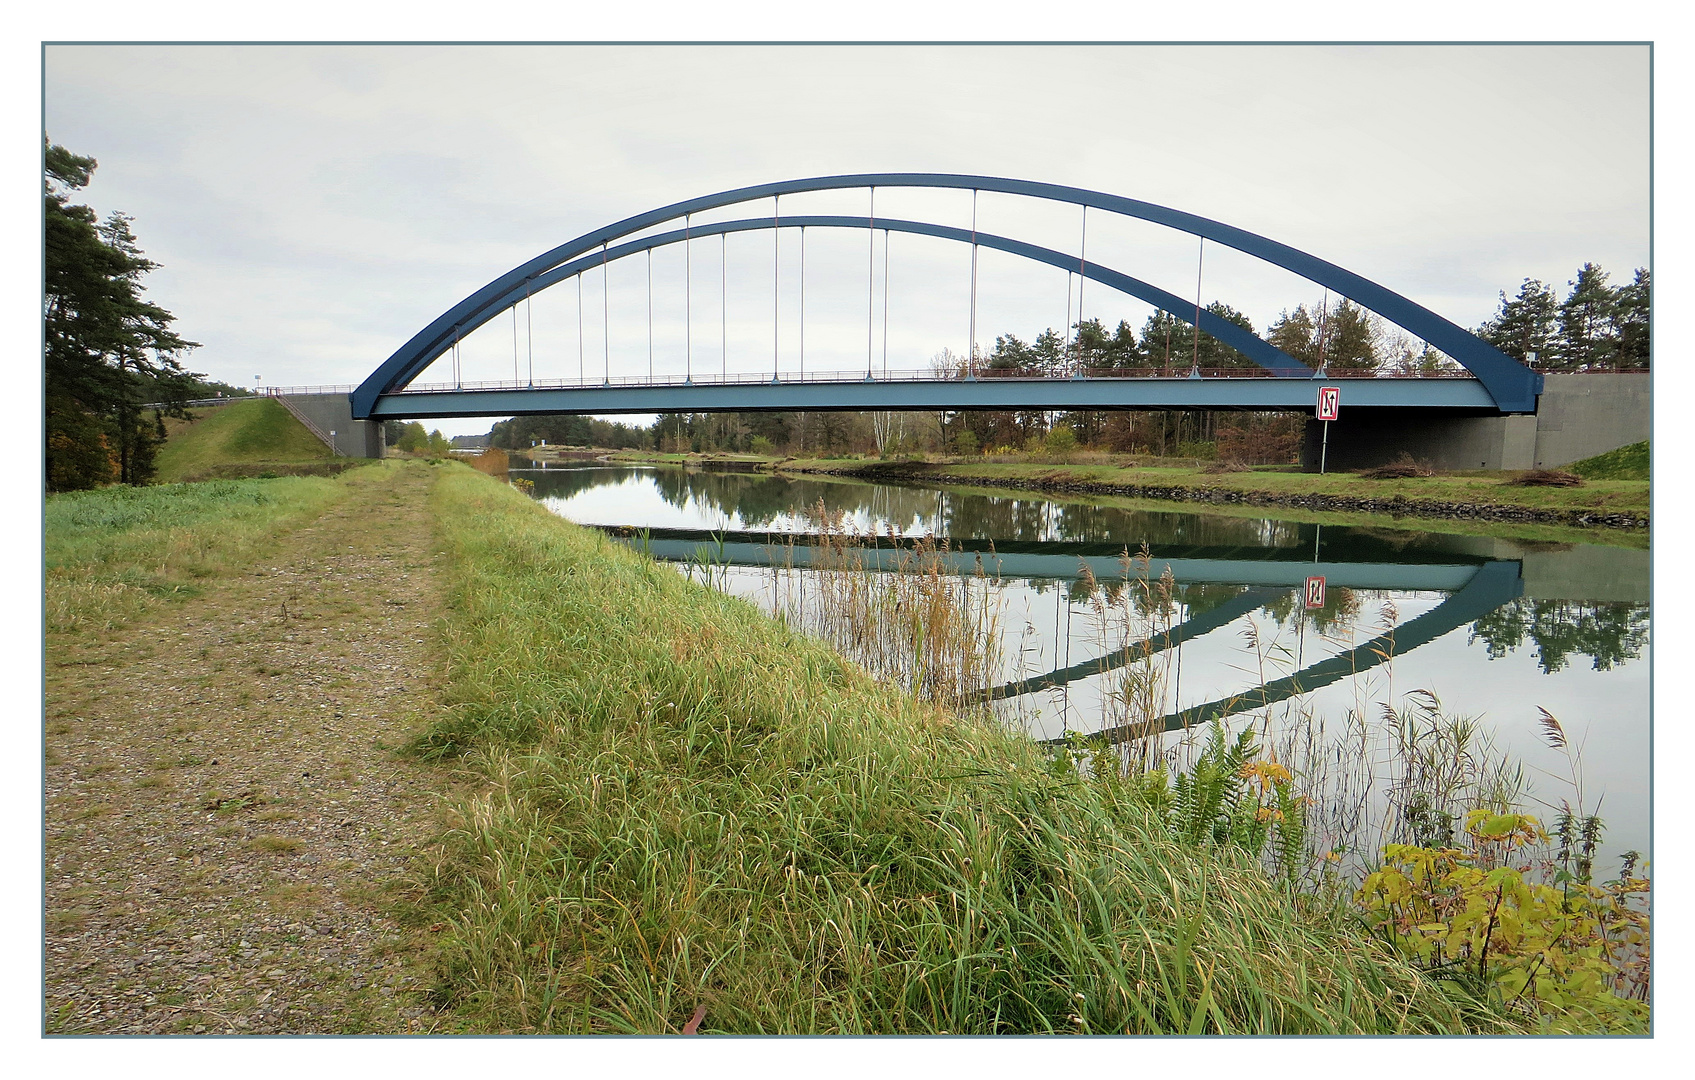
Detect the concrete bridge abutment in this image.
<box><xmin>1300</xmin><ymin>373</ymin><xmax>1647</xmax><ymax>472</ymax></box>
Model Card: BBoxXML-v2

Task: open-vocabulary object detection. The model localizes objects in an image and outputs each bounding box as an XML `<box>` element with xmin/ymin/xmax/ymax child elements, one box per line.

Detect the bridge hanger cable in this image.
<box><xmin>882</xmin><ymin>226</ymin><xmax>890</xmax><ymax>378</ymax></box>
<box><xmin>525</xmin><ymin>281</ymin><xmax>533</xmax><ymax>387</ymax></box>
<box><xmin>685</xmin><ymin>212</ymin><xmax>692</xmax><ymax>383</ymax></box>
<box><xmin>1191</xmin><ymin>237</ymin><xmax>1205</xmax><ymax>375</ymax></box>
<box><xmin>773</xmin><ymin>194</ymin><xmax>780</xmax><ymax>381</ymax></box>
<box><xmin>602</xmin><ymin>242</ymin><xmax>609</xmax><ymax>385</ymax></box>
<box><xmin>512</xmin><ymin>303</ymin><xmax>519</xmax><ymax>385</ymax></box>
<box><xmin>867</xmin><ymin>186</ymin><xmax>875</xmax><ymax>379</ymax></box>
<box><xmin>969</xmin><ymin>189</ymin><xmax>978</xmax><ymax>377</ymax></box>
<box><xmin>721</xmin><ymin>233</ymin><xmax>727</xmax><ymax>378</ymax></box>
<box><xmin>799</xmin><ymin>224</ymin><xmax>806</xmax><ymax>378</ymax></box>
<box><xmin>576</xmin><ymin>275</ymin><xmax>584</xmax><ymax>384</ymax></box>
<box><xmin>647</xmin><ymin>248</ymin><xmax>654</xmax><ymax>381</ymax></box>
<box><xmin>1077</xmin><ymin>205</ymin><xmax>1088</xmax><ymax>374</ymax></box>
<box><xmin>453</xmin><ymin>327</ymin><xmax>461</xmax><ymax>389</ymax></box>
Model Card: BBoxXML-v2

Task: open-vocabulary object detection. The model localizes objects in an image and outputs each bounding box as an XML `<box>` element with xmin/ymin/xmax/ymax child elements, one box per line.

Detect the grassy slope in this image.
<box><xmin>414</xmin><ymin>465</ymin><xmax>1518</xmax><ymax>1035</ymax></box>
<box><xmin>769</xmin><ymin>456</ymin><xmax>1649</xmax><ymax>518</ymax></box>
<box><xmin>1568</xmin><ymin>441</ymin><xmax>1649</xmax><ymax>481</ymax></box>
<box><xmin>154</xmin><ymin>398</ymin><xmax>334</xmax><ymax>483</ymax></box>
<box><xmin>45</xmin><ymin>469</ymin><xmax>355</xmax><ymax>634</ymax></box>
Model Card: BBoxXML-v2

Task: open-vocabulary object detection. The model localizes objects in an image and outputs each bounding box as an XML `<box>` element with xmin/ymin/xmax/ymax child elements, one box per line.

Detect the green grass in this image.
<box><xmin>768</xmin><ymin>456</ymin><xmax>1649</xmax><ymax>521</ymax></box>
<box><xmin>44</xmin><ymin>468</ymin><xmax>358</xmax><ymax>634</ymax></box>
<box><xmin>411</xmin><ymin>465</ymin><xmax>1526</xmax><ymax>1035</ymax></box>
<box><xmin>1567</xmin><ymin>441</ymin><xmax>1649</xmax><ymax>481</ymax></box>
<box><xmin>154</xmin><ymin>398</ymin><xmax>334</xmax><ymax>483</ymax></box>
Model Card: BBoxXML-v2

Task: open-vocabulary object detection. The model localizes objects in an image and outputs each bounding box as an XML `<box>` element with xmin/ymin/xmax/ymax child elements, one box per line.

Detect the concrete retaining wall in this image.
<box><xmin>277</xmin><ymin>394</ymin><xmax>386</xmax><ymax>458</ymax></box>
<box><xmin>1301</xmin><ymin>373</ymin><xmax>1648</xmax><ymax>471</ymax></box>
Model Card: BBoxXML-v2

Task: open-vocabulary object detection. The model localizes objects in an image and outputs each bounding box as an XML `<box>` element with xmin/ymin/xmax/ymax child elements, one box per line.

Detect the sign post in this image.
<box><xmin>1305</xmin><ymin>574</ymin><xmax>1326</xmax><ymax>610</ymax></box>
<box><xmin>1316</xmin><ymin>385</ymin><xmax>1340</xmax><ymax>474</ymax></box>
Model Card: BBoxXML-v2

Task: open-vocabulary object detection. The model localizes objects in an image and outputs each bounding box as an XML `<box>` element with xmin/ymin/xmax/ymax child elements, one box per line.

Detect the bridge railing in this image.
<box><xmin>390</xmin><ymin>365</ymin><xmax>1480</xmax><ymax>394</ymax></box>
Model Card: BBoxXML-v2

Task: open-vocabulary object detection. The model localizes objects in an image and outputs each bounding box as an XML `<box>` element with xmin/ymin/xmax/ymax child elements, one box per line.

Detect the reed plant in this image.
<box><xmin>410</xmin><ymin>465</ymin><xmax>1521</xmax><ymax>1034</ymax></box>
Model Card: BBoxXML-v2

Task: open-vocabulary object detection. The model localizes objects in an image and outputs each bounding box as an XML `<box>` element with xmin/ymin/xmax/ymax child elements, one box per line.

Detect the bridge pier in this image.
<box><xmin>276</xmin><ymin>393</ymin><xmax>387</xmax><ymax>458</ymax></box>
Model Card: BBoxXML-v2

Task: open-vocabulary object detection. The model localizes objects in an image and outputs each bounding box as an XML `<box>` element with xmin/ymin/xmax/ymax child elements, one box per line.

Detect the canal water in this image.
<box><xmin>519</xmin><ymin>462</ymin><xmax>1650</xmax><ymax>873</ymax></box>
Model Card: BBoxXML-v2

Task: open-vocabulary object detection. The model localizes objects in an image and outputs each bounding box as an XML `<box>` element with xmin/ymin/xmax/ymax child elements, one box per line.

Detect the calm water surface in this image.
<box><xmin>523</xmin><ymin>463</ymin><xmax>1650</xmax><ymax>869</ymax></box>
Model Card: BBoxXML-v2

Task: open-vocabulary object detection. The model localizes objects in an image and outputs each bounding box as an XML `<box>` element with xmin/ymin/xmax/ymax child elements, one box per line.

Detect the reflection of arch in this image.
<box><xmin>353</xmin><ymin>173</ymin><xmax>1542</xmax><ymax>417</ymax></box>
<box><xmin>976</xmin><ymin>587</ymin><xmax>1284</xmax><ymax>703</ymax></box>
<box><xmin>1066</xmin><ymin>559</ymin><xmax>1526</xmax><ymax>745</ymax></box>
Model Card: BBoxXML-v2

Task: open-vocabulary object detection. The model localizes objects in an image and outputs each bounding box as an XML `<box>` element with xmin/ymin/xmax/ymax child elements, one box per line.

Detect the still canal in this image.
<box><xmin>519</xmin><ymin>461</ymin><xmax>1649</xmax><ymax>873</ymax></box>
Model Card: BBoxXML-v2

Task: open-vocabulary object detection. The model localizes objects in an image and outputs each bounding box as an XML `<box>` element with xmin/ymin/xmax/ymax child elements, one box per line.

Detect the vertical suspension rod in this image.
<box><xmin>685</xmin><ymin>212</ymin><xmax>692</xmax><ymax>383</ymax></box>
<box><xmin>882</xmin><ymin>228</ymin><xmax>890</xmax><ymax>378</ymax></box>
<box><xmin>867</xmin><ymin>186</ymin><xmax>875</xmax><ymax>378</ymax></box>
<box><xmin>577</xmin><ymin>274</ymin><xmax>584</xmax><ymax>384</ymax></box>
<box><xmin>647</xmin><ymin>248</ymin><xmax>653</xmax><ymax>381</ymax></box>
<box><xmin>969</xmin><ymin>189</ymin><xmax>979</xmax><ymax>377</ymax></box>
<box><xmin>773</xmin><ymin>194</ymin><xmax>780</xmax><ymax>381</ymax></box>
<box><xmin>1191</xmin><ymin>238</ymin><xmax>1205</xmax><ymax>373</ymax></box>
<box><xmin>602</xmin><ymin>242</ymin><xmax>609</xmax><ymax>385</ymax></box>
<box><xmin>721</xmin><ymin>233</ymin><xmax>727</xmax><ymax>378</ymax></box>
<box><xmin>799</xmin><ymin>226</ymin><xmax>806</xmax><ymax>377</ymax></box>
<box><xmin>525</xmin><ymin>280</ymin><xmax>533</xmax><ymax>387</ymax></box>
<box><xmin>1077</xmin><ymin>206</ymin><xmax>1088</xmax><ymax>373</ymax></box>
<box><xmin>512</xmin><ymin>303</ymin><xmax>519</xmax><ymax>384</ymax></box>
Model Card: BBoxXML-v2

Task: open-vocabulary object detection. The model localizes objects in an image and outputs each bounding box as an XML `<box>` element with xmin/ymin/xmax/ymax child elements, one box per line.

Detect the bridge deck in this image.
<box><xmin>368</xmin><ymin>372</ymin><xmax>1499</xmax><ymax>419</ymax></box>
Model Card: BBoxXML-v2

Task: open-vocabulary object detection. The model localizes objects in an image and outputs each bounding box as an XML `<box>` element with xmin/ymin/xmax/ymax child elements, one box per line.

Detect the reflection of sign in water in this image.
<box><xmin>1317</xmin><ymin>385</ymin><xmax>1340</xmax><ymax>421</ymax></box>
<box><xmin>1305</xmin><ymin>574</ymin><xmax>1326</xmax><ymax>609</ymax></box>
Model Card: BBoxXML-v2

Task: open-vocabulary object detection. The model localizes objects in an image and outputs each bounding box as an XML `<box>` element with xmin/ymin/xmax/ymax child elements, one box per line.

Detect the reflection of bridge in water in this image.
<box><xmin>611</xmin><ymin>526</ymin><xmax>1524</xmax><ymax>736</ymax></box>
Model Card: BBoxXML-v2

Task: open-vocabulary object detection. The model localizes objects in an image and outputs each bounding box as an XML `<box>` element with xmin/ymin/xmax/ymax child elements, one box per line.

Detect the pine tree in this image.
<box><xmin>1553</xmin><ymin>263</ymin><xmax>1620</xmax><ymax>370</ymax></box>
<box><xmin>44</xmin><ymin>139</ymin><xmax>198</xmax><ymax>490</ymax></box>
<box><xmin>1479</xmin><ymin>278</ymin><xmax>1559</xmax><ymax>365</ymax></box>
<box><xmin>1267</xmin><ymin>305</ymin><xmax>1320</xmax><ymax>366</ymax></box>
<box><xmin>1614</xmin><ymin>268</ymin><xmax>1650</xmax><ymax>370</ymax></box>
<box><xmin>1319</xmin><ymin>298</ymin><xmax>1380</xmax><ymax>373</ymax></box>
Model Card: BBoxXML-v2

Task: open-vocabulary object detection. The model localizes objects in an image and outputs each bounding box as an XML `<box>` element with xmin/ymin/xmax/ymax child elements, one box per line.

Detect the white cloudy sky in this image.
<box><xmin>43</xmin><ymin>42</ymin><xmax>1649</xmax><ymax>436</ymax></box>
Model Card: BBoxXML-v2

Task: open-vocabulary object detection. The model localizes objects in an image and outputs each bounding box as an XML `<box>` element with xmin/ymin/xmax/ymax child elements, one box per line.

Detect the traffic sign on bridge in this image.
<box><xmin>1317</xmin><ymin>385</ymin><xmax>1340</xmax><ymax>421</ymax></box>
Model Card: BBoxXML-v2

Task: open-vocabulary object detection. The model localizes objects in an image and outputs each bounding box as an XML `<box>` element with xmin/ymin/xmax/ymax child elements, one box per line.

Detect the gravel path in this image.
<box><xmin>46</xmin><ymin>462</ymin><xmax>452</xmax><ymax>1034</ymax></box>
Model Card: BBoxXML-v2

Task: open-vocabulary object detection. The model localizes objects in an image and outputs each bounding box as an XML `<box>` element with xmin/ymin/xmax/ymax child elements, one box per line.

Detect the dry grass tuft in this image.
<box><xmin>1359</xmin><ymin>453</ymin><xmax>1435</xmax><ymax>479</ymax></box>
<box><xmin>1511</xmin><ymin>468</ymin><xmax>1584</xmax><ymax>488</ymax></box>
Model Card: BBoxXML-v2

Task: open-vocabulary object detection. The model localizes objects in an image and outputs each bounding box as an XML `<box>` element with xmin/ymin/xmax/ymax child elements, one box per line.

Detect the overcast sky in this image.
<box><xmin>43</xmin><ymin>43</ymin><xmax>1649</xmax><ymax>436</ymax></box>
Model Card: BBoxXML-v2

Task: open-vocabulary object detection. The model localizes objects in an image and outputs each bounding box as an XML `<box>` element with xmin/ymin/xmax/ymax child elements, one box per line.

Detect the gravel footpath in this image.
<box><xmin>46</xmin><ymin>462</ymin><xmax>452</xmax><ymax>1034</ymax></box>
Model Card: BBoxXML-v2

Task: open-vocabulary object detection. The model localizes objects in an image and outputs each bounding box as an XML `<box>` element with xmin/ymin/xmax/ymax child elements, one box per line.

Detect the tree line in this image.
<box><xmin>1477</xmin><ymin>265</ymin><xmax>1649</xmax><ymax>371</ymax></box>
<box><xmin>45</xmin><ymin>140</ymin><xmax>201</xmax><ymax>491</ymax></box>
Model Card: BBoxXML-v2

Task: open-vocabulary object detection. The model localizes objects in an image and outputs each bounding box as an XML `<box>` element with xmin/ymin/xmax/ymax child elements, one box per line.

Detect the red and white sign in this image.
<box><xmin>1317</xmin><ymin>385</ymin><xmax>1341</xmax><ymax>421</ymax></box>
<box><xmin>1304</xmin><ymin>575</ymin><xmax>1326</xmax><ymax>610</ymax></box>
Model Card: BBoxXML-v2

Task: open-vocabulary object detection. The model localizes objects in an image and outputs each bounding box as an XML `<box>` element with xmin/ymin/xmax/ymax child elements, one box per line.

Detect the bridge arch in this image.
<box><xmin>353</xmin><ymin>173</ymin><xmax>1540</xmax><ymax>417</ymax></box>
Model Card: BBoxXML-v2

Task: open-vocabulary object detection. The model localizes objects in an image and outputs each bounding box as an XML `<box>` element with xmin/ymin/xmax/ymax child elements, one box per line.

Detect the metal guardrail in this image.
<box><xmin>260</xmin><ymin>384</ymin><xmax>357</xmax><ymax>396</ymax></box>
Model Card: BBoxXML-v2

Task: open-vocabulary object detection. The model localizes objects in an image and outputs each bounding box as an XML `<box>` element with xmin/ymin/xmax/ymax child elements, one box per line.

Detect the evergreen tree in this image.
<box><xmin>1191</xmin><ymin>302</ymin><xmax>1257</xmax><ymax>369</ymax></box>
<box><xmin>1553</xmin><ymin>263</ymin><xmax>1619</xmax><ymax>370</ymax></box>
<box><xmin>1139</xmin><ymin>310</ymin><xmax>1189</xmax><ymax>371</ymax></box>
<box><xmin>1615</xmin><ymin>268</ymin><xmax>1650</xmax><ymax>370</ymax></box>
<box><xmin>1479</xmin><ymin>278</ymin><xmax>1559</xmax><ymax>364</ymax></box>
<box><xmin>1322</xmin><ymin>299</ymin><xmax>1380</xmax><ymax>373</ymax></box>
<box><xmin>45</xmin><ymin>139</ymin><xmax>198</xmax><ymax>490</ymax></box>
<box><xmin>1267</xmin><ymin>305</ymin><xmax>1320</xmax><ymax>366</ymax></box>
<box><xmin>1103</xmin><ymin>319</ymin><xmax>1141</xmax><ymax>369</ymax></box>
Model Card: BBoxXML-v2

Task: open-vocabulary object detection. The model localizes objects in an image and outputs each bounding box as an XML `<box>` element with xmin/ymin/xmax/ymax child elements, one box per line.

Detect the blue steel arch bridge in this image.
<box><xmin>350</xmin><ymin>173</ymin><xmax>1543</xmax><ymax>425</ymax></box>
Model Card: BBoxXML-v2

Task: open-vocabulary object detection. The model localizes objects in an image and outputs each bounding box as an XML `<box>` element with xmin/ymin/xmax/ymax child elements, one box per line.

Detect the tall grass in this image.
<box><xmin>412</xmin><ymin>465</ymin><xmax>1519</xmax><ymax>1034</ymax></box>
<box><xmin>749</xmin><ymin>504</ymin><xmax>1004</xmax><ymax>708</ymax></box>
<box><xmin>44</xmin><ymin>470</ymin><xmax>356</xmax><ymax>634</ymax></box>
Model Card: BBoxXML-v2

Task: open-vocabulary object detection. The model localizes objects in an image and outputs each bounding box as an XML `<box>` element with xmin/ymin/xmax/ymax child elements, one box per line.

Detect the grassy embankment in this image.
<box><xmin>45</xmin><ymin>471</ymin><xmax>357</xmax><ymax>635</ymax></box>
<box><xmin>606</xmin><ymin>447</ymin><xmax>1640</xmax><ymax>525</ymax></box>
<box><xmin>154</xmin><ymin>397</ymin><xmax>348</xmax><ymax>483</ymax></box>
<box><xmin>410</xmin><ymin>464</ymin><xmax>1530</xmax><ymax>1034</ymax></box>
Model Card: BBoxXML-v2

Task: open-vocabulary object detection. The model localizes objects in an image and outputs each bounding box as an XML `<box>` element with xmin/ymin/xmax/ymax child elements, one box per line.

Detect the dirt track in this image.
<box><xmin>45</xmin><ymin>463</ymin><xmax>450</xmax><ymax>1034</ymax></box>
